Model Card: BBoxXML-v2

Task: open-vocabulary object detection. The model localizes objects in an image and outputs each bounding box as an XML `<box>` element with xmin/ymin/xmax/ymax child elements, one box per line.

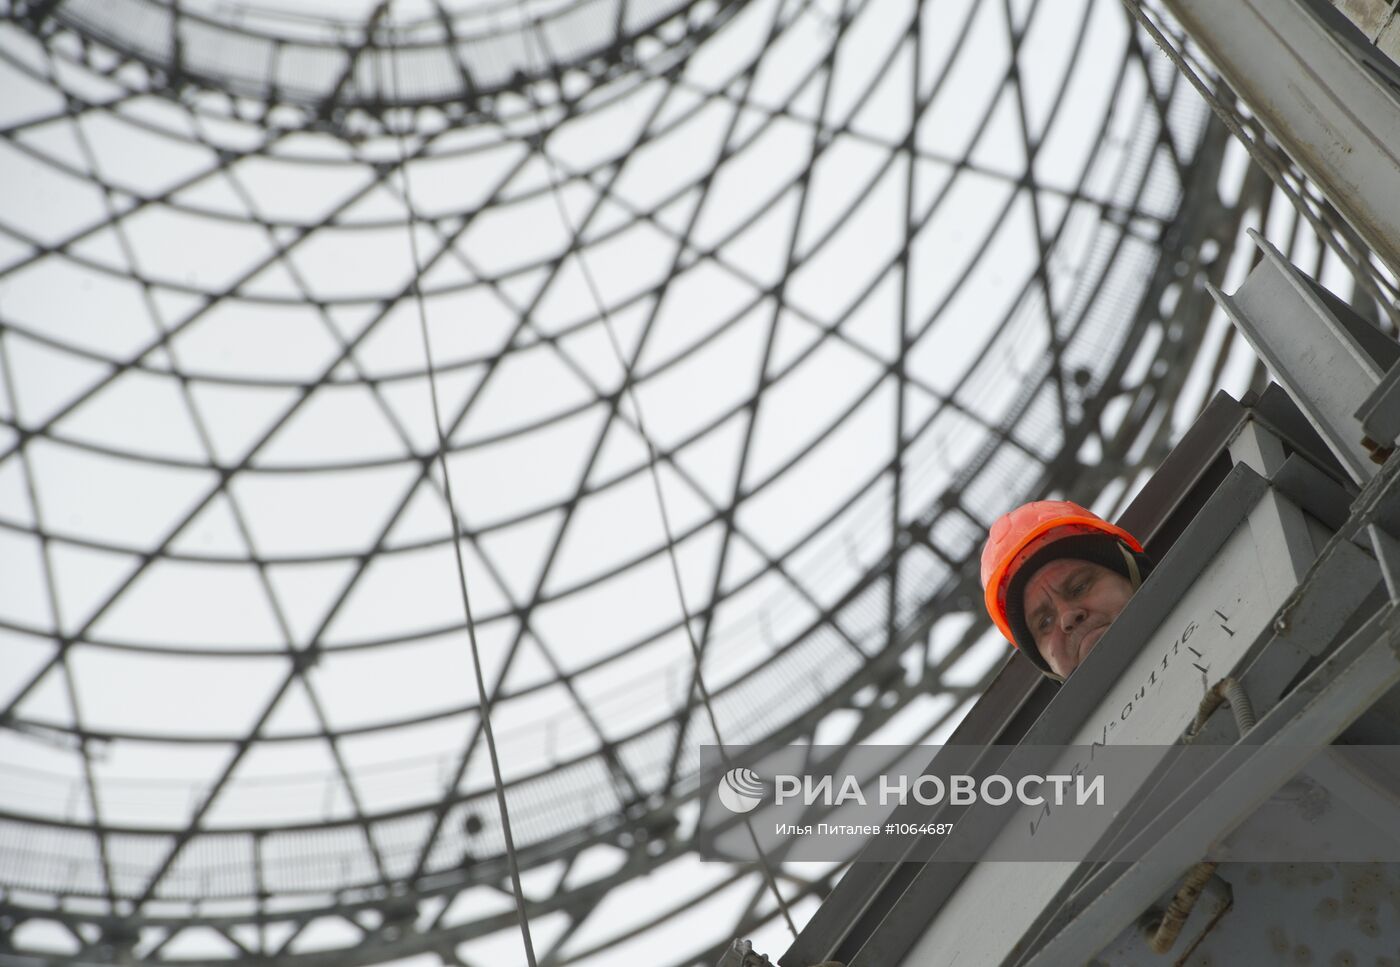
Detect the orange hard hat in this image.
<box><xmin>980</xmin><ymin>499</ymin><xmax>1143</xmax><ymax>648</ymax></box>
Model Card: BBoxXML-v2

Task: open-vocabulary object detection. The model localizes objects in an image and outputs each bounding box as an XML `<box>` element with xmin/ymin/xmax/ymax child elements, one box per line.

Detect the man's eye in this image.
<box><xmin>1072</xmin><ymin>581</ymin><xmax>1088</xmax><ymax>595</ymax></box>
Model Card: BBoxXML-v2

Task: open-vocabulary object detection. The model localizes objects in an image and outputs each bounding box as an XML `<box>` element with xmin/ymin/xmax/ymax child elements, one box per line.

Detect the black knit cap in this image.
<box><xmin>1004</xmin><ymin>533</ymin><xmax>1154</xmax><ymax>675</ymax></box>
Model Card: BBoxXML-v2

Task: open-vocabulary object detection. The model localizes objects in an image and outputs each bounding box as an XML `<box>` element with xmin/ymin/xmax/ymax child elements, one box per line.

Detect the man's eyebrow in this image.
<box><xmin>1055</xmin><ymin>565</ymin><xmax>1094</xmax><ymax>593</ymax></box>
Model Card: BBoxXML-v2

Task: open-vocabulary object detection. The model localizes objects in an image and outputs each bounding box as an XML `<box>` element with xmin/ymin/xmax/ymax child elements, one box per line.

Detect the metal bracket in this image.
<box><xmin>1269</xmin><ymin>452</ymin><xmax>1355</xmax><ymax>533</ymax></box>
<box><xmin>716</xmin><ymin>939</ymin><xmax>774</xmax><ymax>967</ymax></box>
<box><xmin>1357</xmin><ymin>359</ymin><xmax>1400</xmax><ymax>452</ymax></box>
<box><xmin>1208</xmin><ymin>230</ymin><xmax>1390</xmax><ymax>486</ymax></box>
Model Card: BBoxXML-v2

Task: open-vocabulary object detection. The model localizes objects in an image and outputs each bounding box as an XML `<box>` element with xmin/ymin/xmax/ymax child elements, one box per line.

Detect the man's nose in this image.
<box><xmin>1059</xmin><ymin>606</ymin><xmax>1086</xmax><ymax>632</ymax></box>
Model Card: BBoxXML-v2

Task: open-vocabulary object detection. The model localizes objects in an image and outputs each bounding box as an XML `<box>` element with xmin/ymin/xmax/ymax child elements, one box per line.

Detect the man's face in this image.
<box><xmin>1022</xmin><ymin>558</ymin><xmax>1134</xmax><ymax>678</ymax></box>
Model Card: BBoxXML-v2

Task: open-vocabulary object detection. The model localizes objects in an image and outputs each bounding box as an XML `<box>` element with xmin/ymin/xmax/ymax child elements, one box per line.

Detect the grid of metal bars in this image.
<box><xmin>0</xmin><ymin>0</ymin><xmax>1253</xmax><ymax>962</ymax></box>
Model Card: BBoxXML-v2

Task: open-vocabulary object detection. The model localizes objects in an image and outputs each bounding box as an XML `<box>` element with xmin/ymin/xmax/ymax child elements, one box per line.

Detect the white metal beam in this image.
<box><xmin>1159</xmin><ymin>0</ymin><xmax>1400</xmax><ymax>276</ymax></box>
<box><xmin>1209</xmin><ymin>231</ymin><xmax>1384</xmax><ymax>485</ymax></box>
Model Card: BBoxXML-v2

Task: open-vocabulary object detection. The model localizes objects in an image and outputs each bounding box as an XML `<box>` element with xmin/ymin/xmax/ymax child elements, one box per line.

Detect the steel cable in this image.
<box><xmin>386</xmin><ymin>19</ymin><xmax>541</xmax><ymax>967</ymax></box>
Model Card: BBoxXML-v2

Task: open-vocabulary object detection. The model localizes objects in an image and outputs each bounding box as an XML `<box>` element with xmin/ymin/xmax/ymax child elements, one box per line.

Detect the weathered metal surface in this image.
<box><xmin>1087</xmin><ymin>861</ymin><xmax>1400</xmax><ymax>966</ymax></box>
<box><xmin>1160</xmin><ymin>0</ymin><xmax>1400</xmax><ymax>275</ymax></box>
<box><xmin>1017</xmin><ymin>604</ymin><xmax>1400</xmax><ymax>966</ymax></box>
<box><xmin>1325</xmin><ymin>0</ymin><xmax>1400</xmax><ymax>80</ymax></box>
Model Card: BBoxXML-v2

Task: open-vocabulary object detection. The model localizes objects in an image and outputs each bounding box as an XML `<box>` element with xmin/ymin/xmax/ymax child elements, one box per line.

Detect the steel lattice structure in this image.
<box><xmin>0</xmin><ymin>0</ymin><xmax>1364</xmax><ymax>964</ymax></box>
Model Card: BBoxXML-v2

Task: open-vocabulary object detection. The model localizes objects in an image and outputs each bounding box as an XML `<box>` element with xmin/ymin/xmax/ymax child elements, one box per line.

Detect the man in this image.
<box><xmin>980</xmin><ymin>500</ymin><xmax>1152</xmax><ymax>680</ymax></box>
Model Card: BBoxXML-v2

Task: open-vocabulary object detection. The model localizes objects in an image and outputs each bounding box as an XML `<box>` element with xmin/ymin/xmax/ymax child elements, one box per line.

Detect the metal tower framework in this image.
<box><xmin>0</xmin><ymin>0</ymin><xmax>1387</xmax><ymax>963</ymax></box>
